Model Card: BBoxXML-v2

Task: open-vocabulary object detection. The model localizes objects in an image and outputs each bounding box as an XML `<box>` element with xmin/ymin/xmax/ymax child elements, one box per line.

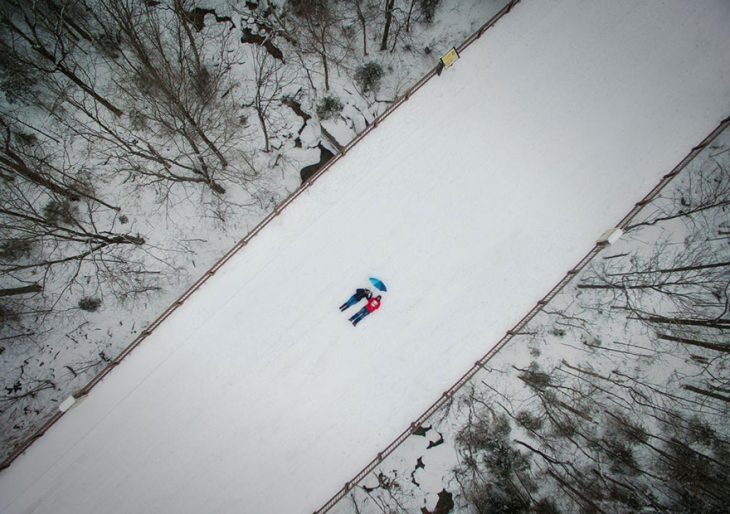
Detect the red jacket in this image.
<box><xmin>365</xmin><ymin>297</ymin><xmax>381</xmax><ymax>313</ymax></box>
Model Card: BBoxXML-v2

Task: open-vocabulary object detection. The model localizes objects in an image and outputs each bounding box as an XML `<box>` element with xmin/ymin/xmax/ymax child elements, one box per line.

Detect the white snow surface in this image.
<box><xmin>2</xmin><ymin>1</ymin><xmax>730</xmax><ymax>513</ymax></box>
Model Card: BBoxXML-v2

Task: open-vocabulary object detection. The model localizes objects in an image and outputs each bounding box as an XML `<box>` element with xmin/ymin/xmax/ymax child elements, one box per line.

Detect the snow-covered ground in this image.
<box><xmin>2</xmin><ymin>1</ymin><xmax>730</xmax><ymax>513</ymax></box>
<box><xmin>0</xmin><ymin>0</ymin><xmax>508</xmax><ymax>459</ymax></box>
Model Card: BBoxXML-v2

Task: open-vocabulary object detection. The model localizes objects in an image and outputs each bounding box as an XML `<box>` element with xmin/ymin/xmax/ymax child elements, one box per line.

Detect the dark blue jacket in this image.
<box><xmin>355</xmin><ymin>288</ymin><xmax>372</xmax><ymax>301</ymax></box>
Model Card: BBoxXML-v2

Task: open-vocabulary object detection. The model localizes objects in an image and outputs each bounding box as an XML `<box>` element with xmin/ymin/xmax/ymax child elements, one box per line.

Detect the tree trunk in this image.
<box><xmin>546</xmin><ymin>470</ymin><xmax>608</xmax><ymax>514</ymax></box>
<box><xmin>355</xmin><ymin>0</ymin><xmax>368</xmax><ymax>55</ymax></box>
<box><xmin>0</xmin><ymin>141</ymin><xmax>119</xmax><ymax>210</ymax></box>
<box><xmin>639</xmin><ymin>316</ymin><xmax>730</xmax><ymax>330</ymax></box>
<box><xmin>0</xmin><ymin>154</ymin><xmax>79</xmax><ymax>201</ymax></box>
<box><xmin>3</xmin><ymin>18</ymin><xmax>123</xmax><ymax>117</ymax></box>
<box><xmin>625</xmin><ymin>200</ymin><xmax>730</xmax><ymax>231</ymax></box>
<box><xmin>174</xmin><ymin>0</ymin><xmax>203</xmax><ymax>74</ymax></box>
<box><xmin>0</xmin><ymin>206</ymin><xmax>145</xmax><ymax>247</ymax></box>
<box><xmin>47</xmin><ymin>0</ymin><xmax>94</xmax><ymax>41</ymax></box>
<box><xmin>257</xmin><ymin>110</ymin><xmax>270</xmax><ymax>152</ymax></box>
<box><xmin>657</xmin><ymin>333</ymin><xmax>730</xmax><ymax>353</ymax></box>
<box><xmin>607</xmin><ymin>260</ymin><xmax>730</xmax><ymax>276</ymax></box>
<box><xmin>380</xmin><ymin>0</ymin><xmax>395</xmax><ymax>51</ymax></box>
<box><xmin>0</xmin><ymin>284</ymin><xmax>42</xmax><ymax>297</ymax></box>
<box><xmin>405</xmin><ymin>0</ymin><xmax>417</xmax><ymax>32</ymax></box>
<box><xmin>48</xmin><ymin>52</ymin><xmax>123</xmax><ymax>117</ymax></box>
<box><xmin>317</xmin><ymin>24</ymin><xmax>331</xmax><ymax>90</ymax></box>
<box><xmin>683</xmin><ymin>385</ymin><xmax>730</xmax><ymax>403</ymax></box>
<box><xmin>321</xmin><ymin>54</ymin><xmax>330</xmax><ymax>90</ymax></box>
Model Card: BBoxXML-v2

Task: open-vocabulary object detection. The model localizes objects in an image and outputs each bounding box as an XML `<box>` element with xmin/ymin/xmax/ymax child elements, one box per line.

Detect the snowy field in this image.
<box><xmin>2</xmin><ymin>1</ymin><xmax>730</xmax><ymax>513</ymax></box>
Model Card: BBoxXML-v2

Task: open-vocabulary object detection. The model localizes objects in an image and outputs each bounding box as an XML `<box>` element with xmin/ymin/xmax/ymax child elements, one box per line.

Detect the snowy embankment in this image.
<box><xmin>2</xmin><ymin>1</ymin><xmax>730</xmax><ymax>513</ymax></box>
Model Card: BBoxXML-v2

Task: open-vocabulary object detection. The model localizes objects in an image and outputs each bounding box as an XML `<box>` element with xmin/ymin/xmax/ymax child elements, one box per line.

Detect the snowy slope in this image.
<box><xmin>2</xmin><ymin>1</ymin><xmax>730</xmax><ymax>513</ymax></box>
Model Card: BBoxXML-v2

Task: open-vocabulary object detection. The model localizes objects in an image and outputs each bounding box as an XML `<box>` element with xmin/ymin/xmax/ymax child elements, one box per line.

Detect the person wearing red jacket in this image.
<box><xmin>348</xmin><ymin>295</ymin><xmax>381</xmax><ymax>326</ymax></box>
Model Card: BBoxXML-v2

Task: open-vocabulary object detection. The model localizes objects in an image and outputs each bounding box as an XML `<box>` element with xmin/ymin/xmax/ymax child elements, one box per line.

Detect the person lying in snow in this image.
<box><xmin>339</xmin><ymin>288</ymin><xmax>372</xmax><ymax>312</ymax></box>
<box><xmin>349</xmin><ymin>295</ymin><xmax>381</xmax><ymax>326</ymax></box>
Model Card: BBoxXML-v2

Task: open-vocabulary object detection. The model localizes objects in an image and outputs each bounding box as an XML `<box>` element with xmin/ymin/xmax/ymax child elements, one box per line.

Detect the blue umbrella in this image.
<box><xmin>369</xmin><ymin>277</ymin><xmax>387</xmax><ymax>292</ymax></box>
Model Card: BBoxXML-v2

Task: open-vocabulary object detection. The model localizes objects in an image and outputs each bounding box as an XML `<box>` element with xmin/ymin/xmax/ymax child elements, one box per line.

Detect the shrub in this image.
<box><xmin>465</xmin><ymin>486</ymin><xmax>527</xmax><ymax>514</ymax></box>
<box><xmin>420</xmin><ymin>0</ymin><xmax>441</xmax><ymax>23</ymax></box>
<box><xmin>289</xmin><ymin>0</ymin><xmax>329</xmax><ymax>19</ymax></box>
<box><xmin>0</xmin><ymin>52</ymin><xmax>38</xmax><ymax>104</ymax></box>
<box><xmin>518</xmin><ymin>366</ymin><xmax>551</xmax><ymax>392</ymax></box>
<box><xmin>14</xmin><ymin>131</ymin><xmax>38</xmax><ymax>147</ymax></box>
<box><xmin>193</xmin><ymin>66</ymin><xmax>212</xmax><ymax>100</ymax></box>
<box><xmin>73</xmin><ymin>169</ymin><xmax>96</xmax><ymax>197</ymax></box>
<box><xmin>354</xmin><ymin>61</ymin><xmax>384</xmax><ymax>94</ymax></box>
<box><xmin>515</xmin><ymin>410</ymin><xmax>543</xmax><ymax>431</ymax></box>
<box><xmin>0</xmin><ymin>239</ymin><xmax>33</xmax><ymax>262</ymax></box>
<box><xmin>95</xmin><ymin>33</ymin><xmax>121</xmax><ymax>59</ymax></box>
<box><xmin>316</xmin><ymin>95</ymin><xmax>343</xmax><ymax>120</ymax></box>
<box><xmin>608</xmin><ymin>412</ymin><xmax>648</xmax><ymax>444</ymax></box>
<box><xmin>129</xmin><ymin>110</ymin><xmax>149</xmax><ymax>131</ymax></box>
<box><xmin>78</xmin><ymin>297</ymin><xmax>102</xmax><ymax>312</ymax></box>
<box><xmin>687</xmin><ymin>416</ymin><xmax>718</xmax><ymax>446</ymax></box>
<box><xmin>605</xmin><ymin>440</ymin><xmax>639</xmax><ymax>475</ymax></box>
<box><xmin>0</xmin><ymin>303</ymin><xmax>19</xmax><ymax>324</ymax></box>
<box><xmin>533</xmin><ymin>498</ymin><xmax>561</xmax><ymax>514</ymax></box>
<box><xmin>43</xmin><ymin>199</ymin><xmax>76</xmax><ymax>225</ymax></box>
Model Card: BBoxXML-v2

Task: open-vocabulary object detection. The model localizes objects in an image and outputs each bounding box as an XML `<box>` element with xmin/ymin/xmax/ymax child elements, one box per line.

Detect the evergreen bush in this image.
<box><xmin>78</xmin><ymin>297</ymin><xmax>102</xmax><ymax>312</ymax></box>
<box><xmin>354</xmin><ymin>62</ymin><xmax>384</xmax><ymax>94</ymax></box>
<box><xmin>316</xmin><ymin>95</ymin><xmax>343</xmax><ymax>120</ymax></box>
<box><xmin>43</xmin><ymin>200</ymin><xmax>76</xmax><ymax>225</ymax></box>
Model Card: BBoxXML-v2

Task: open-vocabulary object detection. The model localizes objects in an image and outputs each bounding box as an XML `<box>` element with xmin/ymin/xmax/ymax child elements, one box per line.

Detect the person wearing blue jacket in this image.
<box><xmin>339</xmin><ymin>288</ymin><xmax>372</xmax><ymax>311</ymax></box>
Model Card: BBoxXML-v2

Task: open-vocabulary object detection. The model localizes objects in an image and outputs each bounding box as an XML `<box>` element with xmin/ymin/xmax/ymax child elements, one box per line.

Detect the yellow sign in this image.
<box><xmin>440</xmin><ymin>47</ymin><xmax>460</xmax><ymax>68</ymax></box>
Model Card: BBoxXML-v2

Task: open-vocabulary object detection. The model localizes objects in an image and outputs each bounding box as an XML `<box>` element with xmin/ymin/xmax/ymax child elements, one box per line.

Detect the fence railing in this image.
<box><xmin>0</xmin><ymin>0</ymin><xmax>522</xmax><ymax>473</ymax></box>
<box><xmin>310</xmin><ymin>113</ymin><xmax>730</xmax><ymax>512</ymax></box>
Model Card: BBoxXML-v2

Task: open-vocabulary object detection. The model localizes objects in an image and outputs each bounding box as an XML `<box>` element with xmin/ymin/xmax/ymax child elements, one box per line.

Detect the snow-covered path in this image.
<box><xmin>2</xmin><ymin>1</ymin><xmax>730</xmax><ymax>513</ymax></box>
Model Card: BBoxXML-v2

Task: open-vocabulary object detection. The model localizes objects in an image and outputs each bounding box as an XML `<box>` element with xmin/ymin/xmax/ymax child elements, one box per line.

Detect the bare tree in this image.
<box><xmin>0</xmin><ymin>118</ymin><xmax>118</xmax><ymax>210</ymax></box>
<box><xmin>579</xmin><ymin>237</ymin><xmax>729</xmax><ymax>319</ymax></box>
<box><xmin>379</xmin><ymin>0</ymin><xmax>418</xmax><ymax>53</ymax></box>
<box><xmin>576</xmin><ymin>149</ymin><xmax>730</xmax><ymax>392</ymax></box>
<box><xmin>624</xmin><ymin>159</ymin><xmax>730</xmax><ymax>234</ymax></box>
<box><xmin>282</xmin><ymin>0</ymin><xmax>352</xmax><ymax>90</ymax></box>
<box><xmin>0</xmin><ymin>117</ymin><xmax>145</xmax><ymax>338</ymax></box>
<box><xmin>353</xmin><ymin>0</ymin><xmax>371</xmax><ymax>56</ymax></box>
<box><xmin>243</xmin><ymin>45</ymin><xmax>299</xmax><ymax>152</ymax></box>
<box><xmin>0</xmin><ymin>0</ymin><xmax>123</xmax><ymax>116</ymax></box>
<box><xmin>96</xmin><ymin>0</ymin><xmax>246</xmax><ymax>194</ymax></box>
<box><xmin>380</xmin><ymin>0</ymin><xmax>396</xmax><ymax>51</ymax></box>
